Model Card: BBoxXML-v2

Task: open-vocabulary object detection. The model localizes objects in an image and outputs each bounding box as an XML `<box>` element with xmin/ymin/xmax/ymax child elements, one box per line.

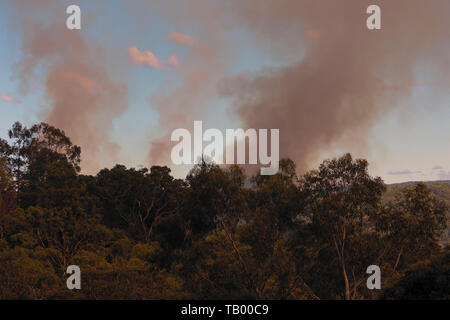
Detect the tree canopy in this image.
<box><xmin>0</xmin><ymin>122</ymin><xmax>448</xmax><ymax>299</ymax></box>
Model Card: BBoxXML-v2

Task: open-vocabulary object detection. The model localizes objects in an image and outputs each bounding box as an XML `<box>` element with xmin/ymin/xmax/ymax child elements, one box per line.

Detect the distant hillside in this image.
<box><xmin>384</xmin><ymin>180</ymin><xmax>450</xmax><ymax>245</ymax></box>
<box><xmin>384</xmin><ymin>180</ymin><xmax>450</xmax><ymax>206</ymax></box>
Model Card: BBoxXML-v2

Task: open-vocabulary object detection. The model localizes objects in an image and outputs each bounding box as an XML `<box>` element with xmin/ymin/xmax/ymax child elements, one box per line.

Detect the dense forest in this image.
<box><xmin>384</xmin><ymin>181</ymin><xmax>450</xmax><ymax>246</ymax></box>
<box><xmin>0</xmin><ymin>122</ymin><xmax>448</xmax><ymax>300</ymax></box>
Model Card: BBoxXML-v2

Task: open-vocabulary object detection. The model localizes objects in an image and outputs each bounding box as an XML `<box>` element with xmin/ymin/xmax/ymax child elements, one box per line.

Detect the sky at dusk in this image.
<box><xmin>1</xmin><ymin>0</ymin><xmax>450</xmax><ymax>184</ymax></box>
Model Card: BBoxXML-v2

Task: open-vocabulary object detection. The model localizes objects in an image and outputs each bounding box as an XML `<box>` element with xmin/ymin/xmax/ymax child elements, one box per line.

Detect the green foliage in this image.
<box><xmin>0</xmin><ymin>122</ymin><xmax>448</xmax><ymax>300</ymax></box>
<box><xmin>384</xmin><ymin>181</ymin><xmax>450</xmax><ymax>245</ymax></box>
<box><xmin>0</xmin><ymin>157</ymin><xmax>15</xmax><ymax>217</ymax></box>
<box><xmin>381</xmin><ymin>248</ymin><xmax>450</xmax><ymax>300</ymax></box>
<box><xmin>298</xmin><ymin>153</ymin><xmax>386</xmax><ymax>299</ymax></box>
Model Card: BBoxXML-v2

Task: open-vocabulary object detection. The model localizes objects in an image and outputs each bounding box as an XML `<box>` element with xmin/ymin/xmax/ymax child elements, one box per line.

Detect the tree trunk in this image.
<box><xmin>342</xmin><ymin>262</ymin><xmax>351</xmax><ymax>300</ymax></box>
<box><xmin>393</xmin><ymin>247</ymin><xmax>403</xmax><ymax>273</ymax></box>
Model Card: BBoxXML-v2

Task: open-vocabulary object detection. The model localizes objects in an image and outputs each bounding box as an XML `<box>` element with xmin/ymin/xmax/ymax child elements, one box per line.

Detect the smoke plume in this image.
<box><xmin>11</xmin><ymin>0</ymin><xmax>127</xmax><ymax>173</ymax></box>
<box><xmin>11</xmin><ymin>0</ymin><xmax>450</xmax><ymax>175</ymax></box>
<box><xmin>153</xmin><ymin>0</ymin><xmax>450</xmax><ymax>172</ymax></box>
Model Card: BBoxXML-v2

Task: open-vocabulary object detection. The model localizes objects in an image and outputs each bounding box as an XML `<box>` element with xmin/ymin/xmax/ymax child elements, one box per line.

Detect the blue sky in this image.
<box><xmin>1</xmin><ymin>0</ymin><xmax>449</xmax><ymax>183</ymax></box>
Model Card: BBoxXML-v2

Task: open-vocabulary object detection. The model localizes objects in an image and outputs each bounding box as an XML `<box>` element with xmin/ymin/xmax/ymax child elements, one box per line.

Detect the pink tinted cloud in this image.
<box><xmin>57</xmin><ymin>72</ymin><xmax>99</xmax><ymax>91</ymax></box>
<box><xmin>128</xmin><ymin>46</ymin><xmax>164</xmax><ymax>69</ymax></box>
<box><xmin>167</xmin><ymin>31</ymin><xmax>195</xmax><ymax>46</ymax></box>
<box><xmin>388</xmin><ymin>80</ymin><xmax>426</xmax><ymax>90</ymax></box>
<box><xmin>305</xmin><ymin>29</ymin><xmax>323</xmax><ymax>40</ymax></box>
<box><xmin>168</xmin><ymin>55</ymin><xmax>180</xmax><ymax>66</ymax></box>
<box><xmin>1</xmin><ymin>93</ymin><xmax>21</xmax><ymax>103</ymax></box>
